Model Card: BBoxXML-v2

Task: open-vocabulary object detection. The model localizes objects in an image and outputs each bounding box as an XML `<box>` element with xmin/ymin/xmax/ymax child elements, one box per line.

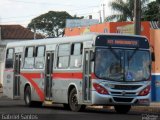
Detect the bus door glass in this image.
<box><xmin>44</xmin><ymin>52</ymin><xmax>54</xmax><ymax>100</ymax></box>
<box><xmin>83</xmin><ymin>49</ymin><xmax>92</xmax><ymax>102</ymax></box>
<box><xmin>3</xmin><ymin>48</ymin><xmax>14</xmax><ymax>99</ymax></box>
<box><xmin>13</xmin><ymin>53</ymin><xmax>21</xmax><ymax>98</ymax></box>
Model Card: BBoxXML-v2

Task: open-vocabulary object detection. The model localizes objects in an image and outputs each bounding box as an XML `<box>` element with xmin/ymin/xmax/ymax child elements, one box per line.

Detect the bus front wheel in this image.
<box><xmin>24</xmin><ymin>86</ymin><xmax>42</xmax><ymax>107</ymax></box>
<box><xmin>69</xmin><ymin>88</ymin><xmax>85</xmax><ymax>112</ymax></box>
<box><xmin>114</xmin><ymin>105</ymin><xmax>131</xmax><ymax>114</ymax></box>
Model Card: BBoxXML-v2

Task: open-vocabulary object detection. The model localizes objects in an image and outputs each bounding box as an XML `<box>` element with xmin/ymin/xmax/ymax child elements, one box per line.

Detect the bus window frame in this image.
<box><xmin>70</xmin><ymin>42</ymin><xmax>83</xmax><ymax>69</ymax></box>
<box><xmin>34</xmin><ymin>45</ymin><xmax>46</xmax><ymax>69</ymax></box>
<box><xmin>5</xmin><ymin>48</ymin><xmax>14</xmax><ymax>69</ymax></box>
<box><xmin>57</xmin><ymin>43</ymin><xmax>71</xmax><ymax>69</ymax></box>
<box><xmin>94</xmin><ymin>47</ymin><xmax>151</xmax><ymax>82</ymax></box>
<box><xmin>35</xmin><ymin>45</ymin><xmax>46</xmax><ymax>58</ymax></box>
<box><xmin>23</xmin><ymin>46</ymin><xmax>35</xmax><ymax>69</ymax></box>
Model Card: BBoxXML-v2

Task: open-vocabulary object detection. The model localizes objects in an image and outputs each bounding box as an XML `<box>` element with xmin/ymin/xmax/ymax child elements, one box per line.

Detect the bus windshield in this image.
<box><xmin>95</xmin><ymin>48</ymin><xmax>150</xmax><ymax>82</ymax></box>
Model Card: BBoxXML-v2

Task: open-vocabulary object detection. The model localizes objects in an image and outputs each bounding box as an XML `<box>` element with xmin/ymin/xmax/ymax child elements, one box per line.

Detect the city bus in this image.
<box><xmin>3</xmin><ymin>33</ymin><xmax>151</xmax><ymax>113</ymax></box>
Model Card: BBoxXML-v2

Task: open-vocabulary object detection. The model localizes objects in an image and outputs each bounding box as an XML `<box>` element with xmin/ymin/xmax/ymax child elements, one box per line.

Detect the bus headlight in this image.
<box><xmin>138</xmin><ymin>85</ymin><xmax>150</xmax><ymax>96</ymax></box>
<box><xmin>93</xmin><ymin>83</ymin><xmax>109</xmax><ymax>95</ymax></box>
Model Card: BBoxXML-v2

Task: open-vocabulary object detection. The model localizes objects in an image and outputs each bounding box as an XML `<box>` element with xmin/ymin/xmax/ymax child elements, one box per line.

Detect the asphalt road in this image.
<box><xmin>0</xmin><ymin>94</ymin><xmax>159</xmax><ymax>120</ymax></box>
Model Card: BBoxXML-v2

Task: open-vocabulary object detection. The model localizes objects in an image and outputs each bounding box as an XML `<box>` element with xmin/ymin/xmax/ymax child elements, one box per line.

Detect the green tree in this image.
<box><xmin>28</xmin><ymin>11</ymin><xmax>83</xmax><ymax>38</ymax></box>
<box><xmin>106</xmin><ymin>0</ymin><xmax>149</xmax><ymax>22</ymax></box>
<box><xmin>142</xmin><ymin>1</ymin><xmax>159</xmax><ymax>21</ymax></box>
<box><xmin>156</xmin><ymin>0</ymin><xmax>160</xmax><ymax>27</ymax></box>
<box><xmin>156</xmin><ymin>0</ymin><xmax>160</xmax><ymax>4</ymax></box>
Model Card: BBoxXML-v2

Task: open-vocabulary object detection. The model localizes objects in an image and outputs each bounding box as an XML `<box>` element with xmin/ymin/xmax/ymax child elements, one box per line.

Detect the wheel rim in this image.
<box><xmin>71</xmin><ymin>94</ymin><xmax>78</xmax><ymax>110</ymax></box>
<box><xmin>25</xmin><ymin>93</ymin><xmax>30</xmax><ymax>104</ymax></box>
<box><xmin>26</xmin><ymin>95</ymin><xmax>29</xmax><ymax>104</ymax></box>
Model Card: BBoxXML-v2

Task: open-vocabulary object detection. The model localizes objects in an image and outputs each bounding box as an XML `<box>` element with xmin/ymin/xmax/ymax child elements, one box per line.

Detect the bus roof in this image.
<box><xmin>6</xmin><ymin>33</ymin><xmax>148</xmax><ymax>48</ymax></box>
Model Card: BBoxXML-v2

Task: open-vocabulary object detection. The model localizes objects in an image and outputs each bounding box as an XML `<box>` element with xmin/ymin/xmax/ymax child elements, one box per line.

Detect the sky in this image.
<box><xmin>0</xmin><ymin>0</ymin><xmax>155</xmax><ymax>27</ymax></box>
<box><xmin>0</xmin><ymin>0</ymin><xmax>113</xmax><ymax>27</ymax></box>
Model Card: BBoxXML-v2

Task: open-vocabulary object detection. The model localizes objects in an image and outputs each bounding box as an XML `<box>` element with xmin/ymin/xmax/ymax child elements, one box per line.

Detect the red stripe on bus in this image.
<box><xmin>21</xmin><ymin>73</ymin><xmax>44</xmax><ymax>101</ymax></box>
<box><xmin>20</xmin><ymin>72</ymin><xmax>97</xmax><ymax>101</ymax></box>
<box><xmin>52</xmin><ymin>73</ymin><xmax>83</xmax><ymax>79</ymax></box>
<box><xmin>52</xmin><ymin>73</ymin><xmax>97</xmax><ymax>79</ymax></box>
<box><xmin>26</xmin><ymin>73</ymin><xmax>41</xmax><ymax>78</ymax></box>
<box><xmin>91</xmin><ymin>73</ymin><xmax>97</xmax><ymax>79</ymax></box>
<box><xmin>20</xmin><ymin>72</ymin><xmax>96</xmax><ymax>80</ymax></box>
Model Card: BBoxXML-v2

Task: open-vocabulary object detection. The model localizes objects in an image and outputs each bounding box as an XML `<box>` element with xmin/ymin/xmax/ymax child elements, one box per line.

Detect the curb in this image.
<box><xmin>88</xmin><ymin>105</ymin><xmax>160</xmax><ymax>114</ymax></box>
<box><xmin>132</xmin><ymin>106</ymin><xmax>160</xmax><ymax>113</ymax></box>
<box><xmin>132</xmin><ymin>103</ymin><xmax>160</xmax><ymax>113</ymax></box>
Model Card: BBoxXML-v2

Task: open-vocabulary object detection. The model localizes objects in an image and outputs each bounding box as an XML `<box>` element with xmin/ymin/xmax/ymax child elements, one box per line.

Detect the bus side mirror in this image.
<box><xmin>151</xmin><ymin>52</ymin><xmax>155</xmax><ymax>61</ymax></box>
<box><xmin>90</xmin><ymin>52</ymin><xmax>95</xmax><ymax>61</ymax></box>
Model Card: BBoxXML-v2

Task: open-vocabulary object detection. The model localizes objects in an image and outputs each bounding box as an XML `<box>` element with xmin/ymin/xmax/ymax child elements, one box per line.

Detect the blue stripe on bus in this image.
<box><xmin>151</xmin><ymin>74</ymin><xmax>160</xmax><ymax>102</ymax></box>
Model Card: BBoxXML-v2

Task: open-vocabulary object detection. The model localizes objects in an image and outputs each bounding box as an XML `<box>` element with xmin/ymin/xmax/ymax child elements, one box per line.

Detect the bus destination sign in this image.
<box><xmin>107</xmin><ymin>40</ymin><xmax>138</xmax><ymax>47</ymax></box>
<box><xmin>95</xmin><ymin>35</ymin><xmax>149</xmax><ymax>49</ymax></box>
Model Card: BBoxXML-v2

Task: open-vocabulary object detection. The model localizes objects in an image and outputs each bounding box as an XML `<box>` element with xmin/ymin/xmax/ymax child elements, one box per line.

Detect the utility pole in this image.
<box><xmin>34</xmin><ymin>23</ymin><xmax>36</xmax><ymax>40</ymax></box>
<box><xmin>134</xmin><ymin>0</ymin><xmax>141</xmax><ymax>35</ymax></box>
<box><xmin>102</xmin><ymin>4</ymin><xmax>106</xmax><ymax>22</ymax></box>
<box><xmin>0</xmin><ymin>17</ymin><xmax>1</xmax><ymax>42</ymax></box>
<box><xmin>98</xmin><ymin>10</ymin><xmax>102</xmax><ymax>23</ymax></box>
<box><xmin>0</xmin><ymin>27</ymin><xmax>1</xmax><ymax>42</ymax></box>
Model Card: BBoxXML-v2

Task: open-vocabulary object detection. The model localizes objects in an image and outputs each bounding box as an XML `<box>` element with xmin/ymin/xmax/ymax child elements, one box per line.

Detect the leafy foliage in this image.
<box><xmin>156</xmin><ymin>0</ymin><xmax>160</xmax><ymax>4</ymax></box>
<box><xmin>28</xmin><ymin>11</ymin><xmax>83</xmax><ymax>38</ymax></box>
<box><xmin>142</xmin><ymin>1</ymin><xmax>159</xmax><ymax>21</ymax></box>
<box><xmin>106</xmin><ymin>0</ymin><xmax>149</xmax><ymax>22</ymax></box>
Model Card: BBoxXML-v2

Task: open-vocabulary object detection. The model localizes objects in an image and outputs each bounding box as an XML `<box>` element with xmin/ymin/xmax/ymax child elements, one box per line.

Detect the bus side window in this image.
<box><xmin>5</xmin><ymin>48</ymin><xmax>14</xmax><ymax>69</ymax></box>
<box><xmin>70</xmin><ymin>43</ymin><xmax>83</xmax><ymax>68</ymax></box>
<box><xmin>24</xmin><ymin>46</ymin><xmax>35</xmax><ymax>69</ymax></box>
<box><xmin>35</xmin><ymin>46</ymin><xmax>45</xmax><ymax>69</ymax></box>
<box><xmin>57</xmin><ymin>44</ymin><xmax>70</xmax><ymax>68</ymax></box>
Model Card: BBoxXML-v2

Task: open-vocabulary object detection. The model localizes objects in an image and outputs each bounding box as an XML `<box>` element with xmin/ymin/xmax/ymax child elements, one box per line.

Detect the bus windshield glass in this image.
<box><xmin>95</xmin><ymin>48</ymin><xmax>150</xmax><ymax>81</ymax></box>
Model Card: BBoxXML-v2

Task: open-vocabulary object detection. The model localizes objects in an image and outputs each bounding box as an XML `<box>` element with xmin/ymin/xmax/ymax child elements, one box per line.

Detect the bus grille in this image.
<box><xmin>111</xmin><ymin>85</ymin><xmax>141</xmax><ymax>90</ymax></box>
<box><xmin>110</xmin><ymin>91</ymin><xmax>136</xmax><ymax>96</ymax></box>
<box><xmin>113</xmin><ymin>97</ymin><xmax>133</xmax><ymax>102</ymax></box>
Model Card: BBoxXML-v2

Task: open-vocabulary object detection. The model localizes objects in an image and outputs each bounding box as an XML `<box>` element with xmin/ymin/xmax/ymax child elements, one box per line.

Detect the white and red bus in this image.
<box><xmin>3</xmin><ymin>33</ymin><xmax>151</xmax><ymax>113</ymax></box>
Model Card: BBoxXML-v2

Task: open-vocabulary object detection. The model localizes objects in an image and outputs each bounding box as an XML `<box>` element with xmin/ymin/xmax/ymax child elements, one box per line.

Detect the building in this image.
<box><xmin>0</xmin><ymin>25</ymin><xmax>45</xmax><ymax>85</ymax></box>
<box><xmin>65</xmin><ymin>21</ymin><xmax>150</xmax><ymax>39</ymax></box>
<box><xmin>65</xmin><ymin>21</ymin><xmax>160</xmax><ymax>102</ymax></box>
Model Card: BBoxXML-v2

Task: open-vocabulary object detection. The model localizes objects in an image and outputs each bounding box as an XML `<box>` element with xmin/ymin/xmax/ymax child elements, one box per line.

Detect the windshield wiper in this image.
<box><xmin>128</xmin><ymin>48</ymin><xmax>138</xmax><ymax>61</ymax></box>
<box><xmin>109</xmin><ymin>47</ymin><xmax>125</xmax><ymax>81</ymax></box>
<box><xmin>109</xmin><ymin>47</ymin><xmax>120</xmax><ymax>60</ymax></box>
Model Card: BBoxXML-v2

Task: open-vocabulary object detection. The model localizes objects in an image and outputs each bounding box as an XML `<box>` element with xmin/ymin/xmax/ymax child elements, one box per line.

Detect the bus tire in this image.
<box><xmin>24</xmin><ymin>86</ymin><xmax>42</xmax><ymax>107</ymax></box>
<box><xmin>24</xmin><ymin>86</ymin><xmax>32</xmax><ymax>107</ymax></box>
<box><xmin>69</xmin><ymin>88</ymin><xmax>85</xmax><ymax>112</ymax></box>
<box><xmin>114</xmin><ymin>105</ymin><xmax>131</xmax><ymax>114</ymax></box>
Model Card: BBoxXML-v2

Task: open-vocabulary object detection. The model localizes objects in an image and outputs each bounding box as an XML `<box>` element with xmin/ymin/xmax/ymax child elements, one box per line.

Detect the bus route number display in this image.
<box><xmin>107</xmin><ymin>40</ymin><xmax>138</xmax><ymax>47</ymax></box>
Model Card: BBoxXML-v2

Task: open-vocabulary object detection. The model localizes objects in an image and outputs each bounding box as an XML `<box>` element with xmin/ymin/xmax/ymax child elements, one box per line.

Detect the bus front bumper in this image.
<box><xmin>92</xmin><ymin>91</ymin><xmax>150</xmax><ymax>106</ymax></box>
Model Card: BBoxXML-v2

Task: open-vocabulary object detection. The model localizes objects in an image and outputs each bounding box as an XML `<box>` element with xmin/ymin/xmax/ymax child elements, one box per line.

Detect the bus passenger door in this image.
<box><xmin>83</xmin><ymin>49</ymin><xmax>92</xmax><ymax>102</ymax></box>
<box><xmin>44</xmin><ymin>52</ymin><xmax>54</xmax><ymax>101</ymax></box>
<box><xmin>13</xmin><ymin>53</ymin><xmax>21</xmax><ymax>99</ymax></box>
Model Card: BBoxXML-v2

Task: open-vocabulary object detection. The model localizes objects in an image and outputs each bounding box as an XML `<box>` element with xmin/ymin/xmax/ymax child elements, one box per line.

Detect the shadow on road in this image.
<box><xmin>0</xmin><ymin>94</ymin><xmax>159</xmax><ymax>116</ymax></box>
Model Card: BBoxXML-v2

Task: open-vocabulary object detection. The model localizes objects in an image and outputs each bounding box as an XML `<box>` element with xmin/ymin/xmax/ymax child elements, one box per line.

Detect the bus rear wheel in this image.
<box><xmin>69</xmin><ymin>88</ymin><xmax>85</xmax><ymax>112</ymax></box>
<box><xmin>24</xmin><ymin>86</ymin><xmax>42</xmax><ymax>107</ymax></box>
<box><xmin>114</xmin><ymin>105</ymin><xmax>131</xmax><ymax>114</ymax></box>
